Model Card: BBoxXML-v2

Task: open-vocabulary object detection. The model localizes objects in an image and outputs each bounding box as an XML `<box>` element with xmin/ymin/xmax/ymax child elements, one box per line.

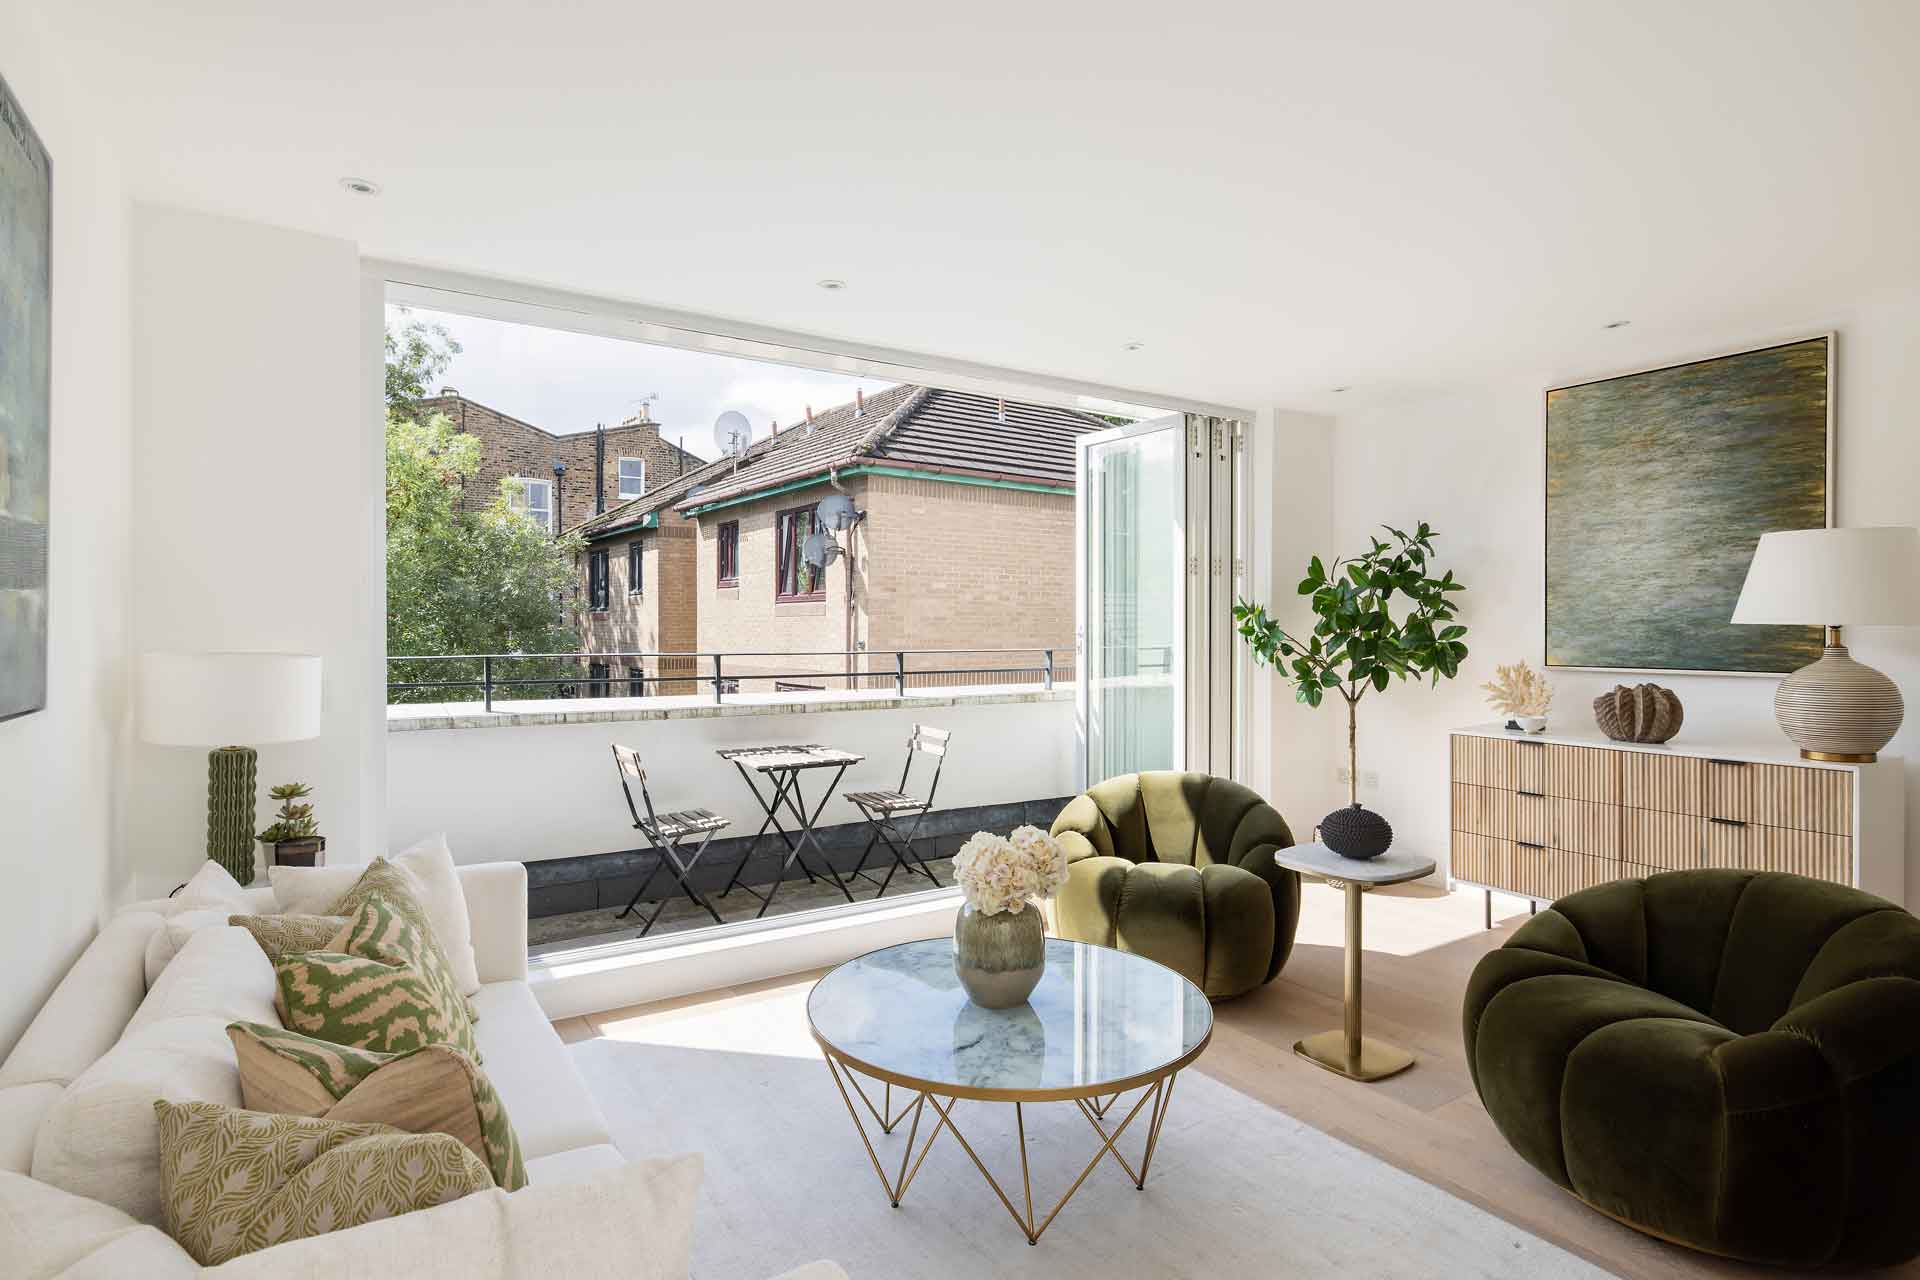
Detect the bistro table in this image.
<box><xmin>809</xmin><ymin>938</ymin><xmax>1212</xmax><ymax>1245</ymax></box>
<box><xmin>715</xmin><ymin>744</ymin><xmax>864</xmax><ymax>918</ymax></box>
<box><xmin>1273</xmin><ymin>841</ymin><xmax>1437</xmax><ymax>1083</ymax></box>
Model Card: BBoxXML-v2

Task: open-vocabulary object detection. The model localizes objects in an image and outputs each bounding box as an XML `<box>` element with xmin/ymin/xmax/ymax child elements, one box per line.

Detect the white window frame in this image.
<box><xmin>510</xmin><ymin>476</ymin><xmax>555</xmax><ymax>532</ymax></box>
<box><xmin>618</xmin><ymin>456</ymin><xmax>646</xmax><ymax>500</ymax></box>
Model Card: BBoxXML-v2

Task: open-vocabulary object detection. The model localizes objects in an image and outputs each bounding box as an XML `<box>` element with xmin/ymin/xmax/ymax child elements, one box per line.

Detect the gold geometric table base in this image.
<box><xmin>821</xmin><ymin>1054</ymin><xmax>1181</xmax><ymax>1245</ymax></box>
<box><xmin>1293</xmin><ymin>1030</ymin><xmax>1416</xmax><ymax>1083</ymax></box>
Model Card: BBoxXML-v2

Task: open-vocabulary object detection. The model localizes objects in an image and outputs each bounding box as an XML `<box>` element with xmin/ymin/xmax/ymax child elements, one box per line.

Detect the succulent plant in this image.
<box><xmin>1482</xmin><ymin>661</ymin><xmax>1553</xmax><ymax>718</ymax></box>
<box><xmin>257</xmin><ymin>782</ymin><xmax>321</xmax><ymax>843</ymax></box>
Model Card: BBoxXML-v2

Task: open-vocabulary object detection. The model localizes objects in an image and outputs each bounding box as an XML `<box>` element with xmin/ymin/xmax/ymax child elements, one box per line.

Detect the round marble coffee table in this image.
<box><xmin>808</xmin><ymin>936</ymin><xmax>1211</xmax><ymax>1244</ymax></box>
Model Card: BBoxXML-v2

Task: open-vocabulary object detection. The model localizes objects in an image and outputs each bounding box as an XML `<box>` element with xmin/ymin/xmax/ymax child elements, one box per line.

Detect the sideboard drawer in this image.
<box><xmin>1509</xmin><ymin>842</ymin><xmax>1619</xmax><ymax>901</ymax></box>
<box><xmin>1623</xmin><ymin>810</ymin><xmax>1702</xmax><ymax>870</ymax></box>
<box><xmin>1452</xmin><ymin>783</ymin><xmax>1511</xmax><ymax>839</ymax></box>
<box><xmin>1701</xmin><ymin>818</ymin><xmax>1761</xmax><ymax>873</ymax></box>
<box><xmin>1512</xmin><ymin>793</ymin><xmax>1621</xmax><ymax>857</ymax></box>
<box><xmin>1621</xmin><ymin>752</ymin><xmax>1703</xmax><ymax>815</ymax></box>
<box><xmin>1702</xmin><ymin>820</ymin><xmax>1850</xmax><ymax>884</ymax></box>
<box><xmin>1452</xmin><ymin>736</ymin><xmax>1515</xmax><ymax>789</ymax></box>
<box><xmin>1750</xmin><ymin>764</ymin><xmax>1852</xmax><ymax>837</ymax></box>
<box><xmin>1703</xmin><ymin>758</ymin><xmax>1755</xmax><ymax>823</ymax></box>
<box><xmin>1543</xmin><ymin>743</ymin><xmax>1619</xmax><ymax>804</ymax></box>
<box><xmin>1451</xmin><ymin>831</ymin><xmax>1508</xmax><ymax>888</ymax></box>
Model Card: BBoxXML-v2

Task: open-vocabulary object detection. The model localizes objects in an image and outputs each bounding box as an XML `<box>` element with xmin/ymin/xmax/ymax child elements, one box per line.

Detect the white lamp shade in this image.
<box><xmin>1731</xmin><ymin>527</ymin><xmax>1920</xmax><ymax>627</ymax></box>
<box><xmin>138</xmin><ymin>651</ymin><xmax>323</xmax><ymax>746</ymax></box>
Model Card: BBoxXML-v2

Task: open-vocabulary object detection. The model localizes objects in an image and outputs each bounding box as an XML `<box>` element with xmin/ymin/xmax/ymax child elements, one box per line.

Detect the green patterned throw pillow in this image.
<box><xmin>155</xmin><ymin>1099</ymin><xmax>491</xmax><ymax>1265</ymax></box>
<box><xmin>228</xmin><ymin>1021</ymin><xmax>527</xmax><ymax>1190</ymax></box>
<box><xmin>275</xmin><ymin>891</ymin><xmax>480</xmax><ymax>1060</ymax></box>
<box><xmin>229</xmin><ymin>911</ymin><xmax>349</xmax><ymax>961</ymax></box>
<box><xmin>328</xmin><ymin>857</ymin><xmax>480</xmax><ymax>1022</ymax></box>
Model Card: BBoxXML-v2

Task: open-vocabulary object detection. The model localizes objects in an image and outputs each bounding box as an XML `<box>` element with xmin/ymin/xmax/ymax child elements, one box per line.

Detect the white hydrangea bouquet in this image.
<box><xmin>952</xmin><ymin>825</ymin><xmax>1070</xmax><ymax>916</ymax></box>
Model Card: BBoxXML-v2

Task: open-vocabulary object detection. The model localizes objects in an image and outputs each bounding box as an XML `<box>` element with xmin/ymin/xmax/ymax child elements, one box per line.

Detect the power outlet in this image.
<box><xmin>1334</xmin><ymin>766</ymin><xmax>1381</xmax><ymax>792</ymax></box>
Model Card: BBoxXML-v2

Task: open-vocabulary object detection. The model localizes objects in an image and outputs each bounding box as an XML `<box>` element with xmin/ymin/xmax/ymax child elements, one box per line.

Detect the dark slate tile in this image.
<box><xmin>529</xmin><ymin>881</ymin><xmax>597</xmax><ymax>917</ymax></box>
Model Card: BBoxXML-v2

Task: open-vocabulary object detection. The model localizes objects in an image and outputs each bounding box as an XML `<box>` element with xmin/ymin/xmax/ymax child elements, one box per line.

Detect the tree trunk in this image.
<box><xmin>1347</xmin><ymin>696</ymin><xmax>1358</xmax><ymax>808</ymax></box>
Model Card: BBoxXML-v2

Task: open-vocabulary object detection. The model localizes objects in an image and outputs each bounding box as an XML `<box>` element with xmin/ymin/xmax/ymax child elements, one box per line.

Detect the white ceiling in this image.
<box><xmin>35</xmin><ymin>1</ymin><xmax>1920</xmax><ymax>409</ymax></box>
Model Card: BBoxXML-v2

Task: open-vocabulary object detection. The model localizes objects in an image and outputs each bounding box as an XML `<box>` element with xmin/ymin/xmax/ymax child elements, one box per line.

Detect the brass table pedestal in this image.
<box><xmin>1275</xmin><ymin>842</ymin><xmax>1438</xmax><ymax>1084</ymax></box>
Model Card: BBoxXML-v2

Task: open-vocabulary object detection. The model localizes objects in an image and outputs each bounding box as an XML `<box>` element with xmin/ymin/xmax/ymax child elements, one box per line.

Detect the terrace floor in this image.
<box><xmin>529</xmin><ymin>854</ymin><xmax>959</xmax><ymax>957</ymax></box>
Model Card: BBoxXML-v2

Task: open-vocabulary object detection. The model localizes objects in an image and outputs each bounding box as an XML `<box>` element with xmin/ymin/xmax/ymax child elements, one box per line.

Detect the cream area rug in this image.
<box><xmin>570</xmin><ymin>1030</ymin><xmax>1612</xmax><ymax>1280</ymax></box>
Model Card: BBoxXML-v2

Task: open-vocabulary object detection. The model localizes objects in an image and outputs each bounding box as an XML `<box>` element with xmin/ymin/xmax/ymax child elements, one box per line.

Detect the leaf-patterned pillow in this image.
<box><xmin>328</xmin><ymin>859</ymin><xmax>480</xmax><ymax>1023</ymax></box>
<box><xmin>227</xmin><ymin>1022</ymin><xmax>527</xmax><ymax>1190</ymax></box>
<box><xmin>274</xmin><ymin>891</ymin><xmax>479</xmax><ymax>1060</ymax></box>
<box><xmin>154</xmin><ymin>1099</ymin><xmax>491</xmax><ymax>1265</ymax></box>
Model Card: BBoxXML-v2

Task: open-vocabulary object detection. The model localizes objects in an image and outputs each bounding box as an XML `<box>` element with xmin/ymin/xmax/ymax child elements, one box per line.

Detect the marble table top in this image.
<box><xmin>808</xmin><ymin>938</ymin><xmax>1212</xmax><ymax>1098</ymax></box>
<box><xmin>1274</xmin><ymin>841</ymin><xmax>1437</xmax><ymax>887</ymax></box>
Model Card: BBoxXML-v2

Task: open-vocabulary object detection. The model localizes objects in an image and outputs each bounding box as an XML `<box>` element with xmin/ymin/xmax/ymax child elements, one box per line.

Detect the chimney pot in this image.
<box><xmin>855</xmin><ymin>388</ymin><xmax>865</xmax><ymax>417</ymax></box>
<box><xmin>439</xmin><ymin>386</ymin><xmax>458</xmax><ymax>397</ymax></box>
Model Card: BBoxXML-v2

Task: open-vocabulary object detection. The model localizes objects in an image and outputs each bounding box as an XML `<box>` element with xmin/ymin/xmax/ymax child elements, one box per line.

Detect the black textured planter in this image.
<box><xmin>1320</xmin><ymin>804</ymin><xmax>1393</xmax><ymax>860</ymax></box>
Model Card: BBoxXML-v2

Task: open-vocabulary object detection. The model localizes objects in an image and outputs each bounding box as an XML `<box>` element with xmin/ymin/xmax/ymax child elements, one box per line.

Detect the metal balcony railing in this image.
<box><xmin>387</xmin><ymin>647</ymin><xmax>1079</xmax><ymax>711</ymax></box>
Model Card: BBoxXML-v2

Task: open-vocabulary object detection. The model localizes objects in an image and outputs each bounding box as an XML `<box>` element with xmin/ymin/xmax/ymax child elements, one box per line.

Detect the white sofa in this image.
<box><xmin>0</xmin><ymin>862</ymin><xmax>844</xmax><ymax>1280</ymax></box>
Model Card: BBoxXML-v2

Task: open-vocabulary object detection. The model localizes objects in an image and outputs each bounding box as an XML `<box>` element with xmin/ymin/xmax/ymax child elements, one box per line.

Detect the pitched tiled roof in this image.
<box><xmin>671</xmin><ymin>385</ymin><xmax>1108</xmax><ymax>513</ymax></box>
<box><xmin>567</xmin><ymin>452</ymin><xmax>739</xmax><ymax>540</ymax></box>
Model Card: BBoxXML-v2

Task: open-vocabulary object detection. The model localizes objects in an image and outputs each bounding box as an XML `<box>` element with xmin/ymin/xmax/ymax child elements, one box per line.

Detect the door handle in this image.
<box><xmin>1709</xmin><ymin>817</ymin><xmax>1748</xmax><ymax>828</ymax></box>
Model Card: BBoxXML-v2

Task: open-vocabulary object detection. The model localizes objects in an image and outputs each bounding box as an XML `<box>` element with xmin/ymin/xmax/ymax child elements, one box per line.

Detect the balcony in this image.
<box><xmin>385</xmin><ymin>648</ymin><xmax>1079</xmax><ymax>957</ymax></box>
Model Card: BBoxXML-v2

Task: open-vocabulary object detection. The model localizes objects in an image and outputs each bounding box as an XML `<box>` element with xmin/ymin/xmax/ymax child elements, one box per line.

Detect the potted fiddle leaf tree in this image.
<box><xmin>257</xmin><ymin>782</ymin><xmax>326</xmax><ymax>867</ymax></box>
<box><xmin>1234</xmin><ymin>522</ymin><xmax>1468</xmax><ymax>859</ymax></box>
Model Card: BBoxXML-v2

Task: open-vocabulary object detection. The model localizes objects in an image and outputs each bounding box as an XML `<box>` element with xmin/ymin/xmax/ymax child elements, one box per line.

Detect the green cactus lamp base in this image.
<box><xmin>206</xmin><ymin>745</ymin><xmax>259</xmax><ymax>886</ymax></box>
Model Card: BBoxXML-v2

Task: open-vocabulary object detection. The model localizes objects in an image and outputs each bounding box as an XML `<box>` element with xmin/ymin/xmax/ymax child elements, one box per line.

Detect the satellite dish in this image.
<box><xmin>802</xmin><ymin>529</ymin><xmax>843</xmax><ymax>570</ymax></box>
<box><xmin>815</xmin><ymin>493</ymin><xmax>859</xmax><ymax>531</ymax></box>
<box><xmin>713</xmin><ymin>410</ymin><xmax>753</xmax><ymax>459</ymax></box>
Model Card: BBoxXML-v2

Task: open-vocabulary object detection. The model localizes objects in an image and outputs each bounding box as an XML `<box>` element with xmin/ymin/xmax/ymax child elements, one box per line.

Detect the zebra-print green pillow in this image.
<box><xmin>274</xmin><ymin>891</ymin><xmax>479</xmax><ymax>1060</ymax></box>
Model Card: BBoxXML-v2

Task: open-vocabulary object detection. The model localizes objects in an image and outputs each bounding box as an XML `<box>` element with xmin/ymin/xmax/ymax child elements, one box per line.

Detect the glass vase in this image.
<box><xmin>953</xmin><ymin>901</ymin><xmax>1045</xmax><ymax>1008</ymax></box>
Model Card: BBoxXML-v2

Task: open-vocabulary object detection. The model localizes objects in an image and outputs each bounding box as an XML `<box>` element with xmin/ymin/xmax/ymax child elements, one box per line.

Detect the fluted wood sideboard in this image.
<box><xmin>1448</xmin><ymin>724</ymin><xmax>1907</xmax><ymax>920</ymax></box>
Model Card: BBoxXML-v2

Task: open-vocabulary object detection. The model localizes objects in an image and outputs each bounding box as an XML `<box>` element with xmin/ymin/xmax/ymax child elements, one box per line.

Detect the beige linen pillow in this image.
<box><xmin>270</xmin><ymin>834</ymin><xmax>481</xmax><ymax>995</ymax></box>
<box><xmin>154</xmin><ymin>1100</ymin><xmax>491</xmax><ymax>1265</ymax></box>
<box><xmin>227</xmin><ymin>1022</ymin><xmax>526</xmax><ymax>1189</ymax></box>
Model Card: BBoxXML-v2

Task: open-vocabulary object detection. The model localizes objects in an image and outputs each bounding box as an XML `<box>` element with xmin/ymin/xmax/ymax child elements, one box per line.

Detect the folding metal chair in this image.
<box><xmin>844</xmin><ymin>724</ymin><xmax>949</xmax><ymax>897</ymax></box>
<box><xmin>611</xmin><ymin>744</ymin><xmax>728</xmax><ymax>934</ymax></box>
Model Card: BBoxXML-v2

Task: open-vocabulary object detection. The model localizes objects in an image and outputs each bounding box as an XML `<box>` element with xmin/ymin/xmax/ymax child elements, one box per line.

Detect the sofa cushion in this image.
<box><xmin>0</xmin><ymin>1083</ymin><xmax>62</xmax><ymax>1175</ymax></box>
<box><xmin>229</xmin><ymin>1024</ymin><xmax>526</xmax><ymax>1190</ymax></box>
<box><xmin>0</xmin><ymin>912</ymin><xmax>163</xmax><ymax>1091</ymax></box>
<box><xmin>199</xmin><ymin>1153</ymin><xmax>700</xmax><ymax>1280</ymax></box>
<box><xmin>523</xmin><ymin>1142</ymin><xmax>626</xmax><ymax>1187</ymax></box>
<box><xmin>0</xmin><ymin>1169</ymin><xmax>198</xmax><ymax>1280</ymax></box>
<box><xmin>275</xmin><ymin>891</ymin><xmax>478</xmax><ymax>1059</ymax></box>
<box><xmin>142</xmin><ymin>910</ymin><xmax>232</xmax><ymax>989</ymax></box>
<box><xmin>31</xmin><ymin>928</ymin><xmax>279</xmax><ymax>1224</ymax></box>
<box><xmin>155</xmin><ymin>1100</ymin><xmax>492</xmax><ymax>1266</ymax></box>
<box><xmin>229</xmin><ymin>912</ymin><xmax>348</xmax><ymax>962</ymax></box>
<box><xmin>272</xmin><ymin>835</ymin><xmax>480</xmax><ymax>996</ymax></box>
<box><xmin>469</xmin><ymin>982</ymin><xmax>612</xmax><ymax>1159</ymax></box>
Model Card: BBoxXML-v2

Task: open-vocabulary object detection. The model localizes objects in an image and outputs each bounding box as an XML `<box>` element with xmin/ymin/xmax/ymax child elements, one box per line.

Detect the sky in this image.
<box><xmin>389</xmin><ymin>304</ymin><xmax>896</xmax><ymax>461</ymax></box>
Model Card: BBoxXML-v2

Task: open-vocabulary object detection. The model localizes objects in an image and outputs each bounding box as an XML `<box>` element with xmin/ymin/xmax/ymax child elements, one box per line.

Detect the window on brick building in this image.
<box><xmin>509</xmin><ymin>477</ymin><xmax>554</xmax><ymax>532</ymax></box>
<box><xmin>627</xmin><ymin>542</ymin><xmax>643</xmax><ymax>595</ymax></box>
<box><xmin>587</xmin><ymin>661</ymin><xmax>610</xmax><ymax>698</ymax></box>
<box><xmin>618</xmin><ymin>457</ymin><xmax>646</xmax><ymax>500</ymax></box>
<box><xmin>587</xmin><ymin>549</ymin><xmax>609</xmax><ymax>611</ymax></box>
<box><xmin>775</xmin><ymin>507</ymin><xmax>824</xmax><ymax>601</ymax></box>
<box><xmin>627</xmin><ymin>666</ymin><xmax>646</xmax><ymax>697</ymax></box>
<box><xmin>716</xmin><ymin>521</ymin><xmax>740</xmax><ymax>587</ymax></box>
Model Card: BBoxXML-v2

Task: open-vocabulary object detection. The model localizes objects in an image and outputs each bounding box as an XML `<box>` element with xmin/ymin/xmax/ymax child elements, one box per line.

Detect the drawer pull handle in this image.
<box><xmin>1707</xmin><ymin>758</ymin><xmax>1749</xmax><ymax>768</ymax></box>
<box><xmin>1516</xmin><ymin>840</ymin><xmax>1547</xmax><ymax>849</ymax></box>
<box><xmin>1709</xmin><ymin>817</ymin><xmax>1748</xmax><ymax>827</ymax></box>
<box><xmin>1517</xmin><ymin>789</ymin><xmax>1545</xmax><ymax>798</ymax></box>
<box><xmin>1516</xmin><ymin>739</ymin><xmax>1546</xmax><ymax>747</ymax></box>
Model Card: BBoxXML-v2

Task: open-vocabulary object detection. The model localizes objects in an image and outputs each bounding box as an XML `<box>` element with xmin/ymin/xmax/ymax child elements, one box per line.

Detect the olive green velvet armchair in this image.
<box><xmin>1050</xmin><ymin>772</ymin><xmax>1300</xmax><ymax>1000</ymax></box>
<box><xmin>1465</xmin><ymin>869</ymin><xmax>1920</xmax><ymax>1269</ymax></box>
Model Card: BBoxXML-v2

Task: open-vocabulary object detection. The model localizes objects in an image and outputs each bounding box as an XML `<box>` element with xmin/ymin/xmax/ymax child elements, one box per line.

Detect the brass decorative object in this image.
<box><xmin>1593</xmin><ymin>683</ymin><xmax>1685</xmax><ymax>744</ymax></box>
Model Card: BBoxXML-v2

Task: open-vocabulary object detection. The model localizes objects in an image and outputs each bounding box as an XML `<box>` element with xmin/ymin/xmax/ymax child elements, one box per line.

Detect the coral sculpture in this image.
<box><xmin>1593</xmin><ymin>684</ymin><xmax>1685</xmax><ymax>744</ymax></box>
<box><xmin>1482</xmin><ymin>661</ymin><xmax>1553</xmax><ymax>719</ymax></box>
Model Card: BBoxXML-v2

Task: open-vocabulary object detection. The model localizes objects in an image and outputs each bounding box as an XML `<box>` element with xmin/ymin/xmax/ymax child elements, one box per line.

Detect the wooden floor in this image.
<box><xmin>555</xmin><ymin>881</ymin><xmax>1919</xmax><ymax>1280</ymax></box>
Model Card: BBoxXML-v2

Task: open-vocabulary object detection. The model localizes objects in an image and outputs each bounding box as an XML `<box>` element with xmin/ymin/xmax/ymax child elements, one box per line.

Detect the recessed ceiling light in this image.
<box><xmin>1604</xmin><ymin>320</ymin><xmax>1632</xmax><ymax>329</ymax></box>
<box><xmin>816</xmin><ymin>278</ymin><xmax>848</xmax><ymax>291</ymax></box>
<box><xmin>1120</xmin><ymin>341</ymin><xmax>1144</xmax><ymax>351</ymax></box>
<box><xmin>339</xmin><ymin>177</ymin><xmax>381</xmax><ymax>196</ymax></box>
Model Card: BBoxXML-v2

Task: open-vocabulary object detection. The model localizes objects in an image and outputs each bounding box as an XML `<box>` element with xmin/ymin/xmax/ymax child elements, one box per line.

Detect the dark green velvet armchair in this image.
<box><xmin>1050</xmin><ymin>772</ymin><xmax>1300</xmax><ymax>1000</ymax></box>
<box><xmin>1464</xmin><ymin>869</ymin><xmax>1920</xmax><ymax>1268</ymax></box>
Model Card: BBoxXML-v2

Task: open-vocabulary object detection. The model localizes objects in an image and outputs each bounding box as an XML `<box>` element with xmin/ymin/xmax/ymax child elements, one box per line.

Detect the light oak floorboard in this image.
<box><xmin>559</xmin><ymin>880</ymin><xmax>1917</xmax><ymax>1279</ymax></box>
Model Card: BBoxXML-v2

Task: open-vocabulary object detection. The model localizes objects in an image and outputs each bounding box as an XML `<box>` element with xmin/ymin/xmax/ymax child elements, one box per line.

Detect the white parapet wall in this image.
<box><xmin>387</xmin><ymin>685</ymin><xmax>1079</xmax><ymax>866</ymax></box>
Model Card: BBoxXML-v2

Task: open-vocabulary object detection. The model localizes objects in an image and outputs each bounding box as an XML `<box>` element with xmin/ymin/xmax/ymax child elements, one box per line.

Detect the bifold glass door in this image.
<box><xmin>1076</xmin><ymin>413</ymin><xmax>1240</xmax><ymax>785</ymax></box>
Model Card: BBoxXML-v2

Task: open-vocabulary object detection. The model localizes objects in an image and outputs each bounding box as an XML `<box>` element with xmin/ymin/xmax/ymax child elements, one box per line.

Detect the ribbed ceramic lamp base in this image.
<box><xmin>1774</xmin><ymin>641</ymin><xmax>1904</xmax><ymax>764</ymax></box>
<box><xmin>206</xmin><ymin>746</ymin><xmax>259</xmax><ymax>886</ymax></box>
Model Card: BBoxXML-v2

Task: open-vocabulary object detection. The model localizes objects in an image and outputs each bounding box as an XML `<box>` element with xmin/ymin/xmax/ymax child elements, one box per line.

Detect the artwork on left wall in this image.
<box><xmin>0</xmin><ymin>68</ymin><xmax>51</xmax><ymax>723</ymax></box>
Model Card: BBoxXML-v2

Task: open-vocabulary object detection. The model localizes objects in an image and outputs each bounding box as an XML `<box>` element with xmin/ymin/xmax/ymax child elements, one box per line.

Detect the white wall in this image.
<box><xmin>1323</xmin><ymin>299</ymin><xmax>1920</xmax><ymax>903</ymax></box>
<box><xmin>127</xmin><ymin>206</ymin><xmax>380</xmax><ymax>898</ymax></box>
<box><xmin>388</xmin><ymin>696</ymin><xmax>1077</xmax><ymax>865</ymax></box>
<box><xmin>0</xmin><ymin>10</ymin><xmax>134</xmax><ymax>1054</ymax></box>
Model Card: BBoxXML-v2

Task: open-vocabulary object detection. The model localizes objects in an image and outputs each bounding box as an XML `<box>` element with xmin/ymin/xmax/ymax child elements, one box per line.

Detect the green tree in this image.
<box><xmin>385</xmin><ymin>317</ymin><xmax>585</xmax><ymax>704</ymax></box>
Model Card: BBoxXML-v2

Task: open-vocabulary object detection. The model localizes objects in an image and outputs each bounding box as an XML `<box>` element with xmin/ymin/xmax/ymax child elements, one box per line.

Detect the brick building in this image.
<box><xmin>566</xmin><ymin>384</ymin><xmax>1099</xmax><ymax>694</ymax></box>
<box><xmin>412</xmin><ymin>390</ymin><xmax>703</xmax><ymax>532</ymax></box>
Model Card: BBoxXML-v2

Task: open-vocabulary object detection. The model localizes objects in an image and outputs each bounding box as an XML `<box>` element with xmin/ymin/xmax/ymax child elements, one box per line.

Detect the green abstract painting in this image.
<box><xmin>0</xmin><ymin>69</ymin><xmax>49</xmax><ymax>722</ymax></box>
<box><xmin>1546</xmin><ymin>338</ymin><xmax>1829</xmax><ymax>674</ymax></box>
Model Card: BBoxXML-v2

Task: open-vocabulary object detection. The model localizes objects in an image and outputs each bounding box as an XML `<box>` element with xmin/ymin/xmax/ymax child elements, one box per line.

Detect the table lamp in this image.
<box><xmin>138</xmin><ymin>651</ymin><xmax>323</xmax><ymax>884</ymax></box>
<box><xmin>1731</xmin><ymin>527</ymin><xmax>1920</xmax><ymax>761</ymax></box>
